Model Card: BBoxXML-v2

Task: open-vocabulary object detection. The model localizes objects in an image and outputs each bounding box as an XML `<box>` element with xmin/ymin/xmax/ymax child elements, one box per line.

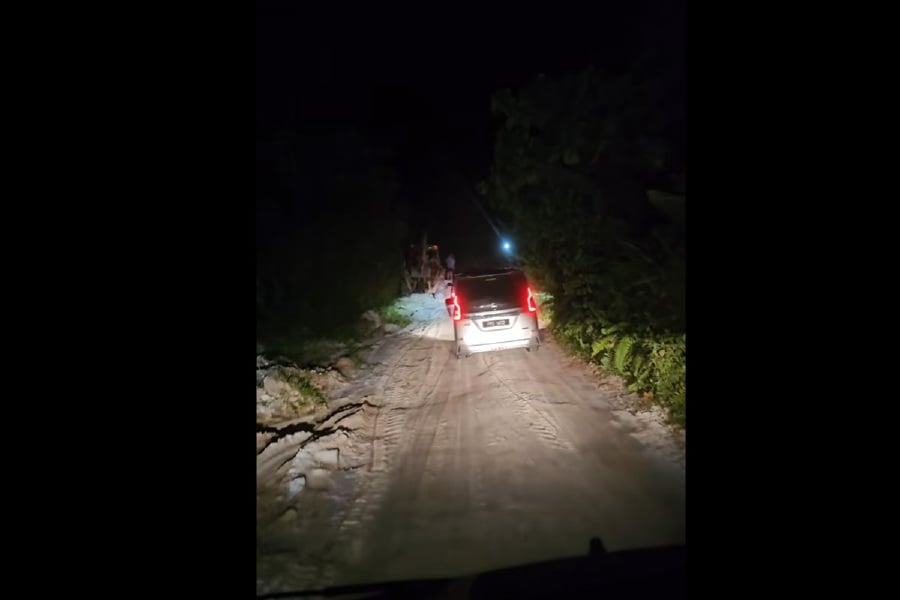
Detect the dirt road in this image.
<box><xmin>257</xmin><ymin>291</ymin><xmax>685</xmax><ymax>594</ymax></box>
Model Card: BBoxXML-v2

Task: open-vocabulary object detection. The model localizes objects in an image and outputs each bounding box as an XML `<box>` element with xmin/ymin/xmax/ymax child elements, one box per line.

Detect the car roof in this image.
<box><xmin>454</xmin><ymin>268</ymin><xmax>525</xmax><ymax>280</ymax></box>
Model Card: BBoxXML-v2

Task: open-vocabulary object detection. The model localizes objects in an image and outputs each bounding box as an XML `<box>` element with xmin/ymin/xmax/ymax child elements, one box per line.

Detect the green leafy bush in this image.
<box><xmin>379</xmin><ymin>302</ymin><xmax>413</xmax><ymax>328</ymax></box>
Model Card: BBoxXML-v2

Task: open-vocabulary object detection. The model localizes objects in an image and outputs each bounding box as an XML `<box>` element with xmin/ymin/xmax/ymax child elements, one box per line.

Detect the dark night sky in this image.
<box><xmin>257</xmin><ymin>1</ymin><xmax>684</xmax><ymax>265</ymax></box>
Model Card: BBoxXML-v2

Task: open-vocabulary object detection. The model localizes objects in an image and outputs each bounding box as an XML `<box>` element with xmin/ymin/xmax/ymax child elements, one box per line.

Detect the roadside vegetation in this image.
<box><xmin>257</xmin><ymin>128</ymin><xmax>409</xmax><ymax>366</ymax></box>
<box><xmin>378</xmin><ymin>302</ymin><xmax>413</xmax><ymax>329</ymax></box>
<box><xmin>481</xmin><ymin>48</ymin><xmax>686</xmax><ymax>426</ymax></box>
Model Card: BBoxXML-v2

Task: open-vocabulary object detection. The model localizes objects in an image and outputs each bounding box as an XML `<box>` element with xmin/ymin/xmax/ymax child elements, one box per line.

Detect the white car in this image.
<box><xmin>446</xmin><ymin>268</ymin><xmax>541</xmax><ymax>358</ymax></box>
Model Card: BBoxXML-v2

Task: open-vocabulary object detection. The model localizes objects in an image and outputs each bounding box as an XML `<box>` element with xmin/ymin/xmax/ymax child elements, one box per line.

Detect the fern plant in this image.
<box><xmin>613</xmin><ymin>336</ymin><xmax>635</xmax><ymax>373</ymax></box>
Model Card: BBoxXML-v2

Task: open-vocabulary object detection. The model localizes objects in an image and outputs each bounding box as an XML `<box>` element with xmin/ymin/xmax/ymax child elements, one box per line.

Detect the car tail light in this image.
<box><xmin>526</xmin><ymin>287</ymin><xmax>537</xmax><ymax>312</ymax></box>
<box><xmin>452</xmin><ymin>292</ymin><xmax>461</xmax><ymax>320</ymax></box>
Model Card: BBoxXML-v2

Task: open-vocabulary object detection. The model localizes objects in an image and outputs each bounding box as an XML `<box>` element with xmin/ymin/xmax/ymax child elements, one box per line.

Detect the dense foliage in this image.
<box><xmin>480</xmin><ymin>55</ymin><xmax>685</xmax><ymax>425</ymax></box>
<box><xmin>256</xmin><ymin>128</ymin><xmax>408</xmax><ymax>349</ymax></box>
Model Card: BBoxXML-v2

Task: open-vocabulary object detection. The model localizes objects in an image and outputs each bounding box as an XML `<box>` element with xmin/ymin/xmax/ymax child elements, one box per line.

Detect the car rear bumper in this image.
<box><xmin>455</xmin><ymin>312</ymin><xmax>539</xmax><ymax>355</ymax></box>
<box><xmin>460</xmin><ymin>337</ymin><xmax>534</xmax><ymax>354</ymax></box>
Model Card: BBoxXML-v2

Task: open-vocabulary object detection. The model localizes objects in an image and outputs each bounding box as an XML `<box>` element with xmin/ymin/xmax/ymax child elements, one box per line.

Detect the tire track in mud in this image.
<box><xmin>369</xmin><ymin>342</ymin><xmax>455</xmax><ymax>514</ymax></box>
<box><xmin>325</xmin><ymin>309</ymin><xmax>456</xmax><ymax>584</ymax></box>
<box><xmin>465</xmin><ymin>357</ymin><xmax>544</xmax><ymax>557</ymax></box>
<box><xmin>521</xmin><ymin>343</ymin><xmax>685</xmax><ymax>473</ymax></box>
<box><xmin>257</xmin><ymin>314</ymin><xmax>440</xmax><ymax>594</ymax></box>
<box><xmin>370</xmin><ymin>317</ymin><xmax>449</xmax><ymax>471</ymax></box>
<box><xmin>456</xmin><ymin>354</ymin><xmax>492</xmax><ymax>515</ymax></box>
<box><xmin>479</xmin><ymin>353</ymin><xmax>576</xmax><ymax>452</ymax></box>
<box><xmin>344</xmin><ymin>352</ymin><xmax>473</xmax><ymax>582</ymax></box>
<box><xmin>450</xmin><ymin>358</ymin><xmax>478</xmax><ymax>514</ymax></box>
<box><xmin>329</xmin><ymin>323</ymin><xmax>436</xmax><ymax>487</ymax></box>
<box><xmin>519</xmin><ymin>342</ymin><xmax>687</xmax><ymax>550</ymax></box>
<box><xmin>346</xmin><ymin>305</ymin><xmax>478</xmax><ymax>578</ymax></box>
<box><xmin>487</xmin><ymin>343</ymin><xmax>654</xmax><ymax>462</ymax></box>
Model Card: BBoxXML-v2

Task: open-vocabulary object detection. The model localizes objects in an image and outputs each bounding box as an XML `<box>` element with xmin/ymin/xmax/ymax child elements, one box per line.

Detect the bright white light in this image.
<box><xmin>503</xmin><ymin>241</ymin><xmax>511</xmax><ymax>251</ymax></box>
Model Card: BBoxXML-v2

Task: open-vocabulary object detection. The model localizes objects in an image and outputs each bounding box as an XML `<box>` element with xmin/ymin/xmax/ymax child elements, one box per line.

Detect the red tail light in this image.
<box><xmin>452</xmin><ymin>292</ymin><xmax>461</xmax><ymax>320</ymax></box>
<box><xmin>526</xmin><ymin>287</ymin><xmax>537</xmax><ymax>312</ymax></box>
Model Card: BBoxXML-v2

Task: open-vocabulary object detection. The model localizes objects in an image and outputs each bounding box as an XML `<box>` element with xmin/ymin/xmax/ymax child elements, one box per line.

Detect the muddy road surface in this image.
<box><xmin>257</xmin><ymin>291</ymin><xmax>685</xmax><ymax>595</ymax></box>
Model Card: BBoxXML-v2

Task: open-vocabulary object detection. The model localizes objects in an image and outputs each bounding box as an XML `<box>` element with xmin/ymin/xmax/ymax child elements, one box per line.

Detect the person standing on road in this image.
<box><xmin>445</xmin><ymin>253</ymin><xmax>456</xmax><ymax>282</ymax></box>
<box><xmin>426</xmin><ymin>254</ymin><xmax>443</xmax><ymax>298</ymax></box>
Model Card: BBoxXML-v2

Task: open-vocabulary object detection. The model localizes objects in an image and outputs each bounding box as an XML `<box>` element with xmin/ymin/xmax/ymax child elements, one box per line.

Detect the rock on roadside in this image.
<box><xmin>335</xmin><ymin>356</ymin><xmax>355</xmax><ymax>379</ymax></box>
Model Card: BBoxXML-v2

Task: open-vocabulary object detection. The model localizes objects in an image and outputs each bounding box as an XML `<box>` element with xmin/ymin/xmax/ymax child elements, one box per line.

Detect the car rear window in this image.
<box><xmin>455</xmin><ymin>273</ymin><xmax>525</xmax><ymax>307</ymax></box>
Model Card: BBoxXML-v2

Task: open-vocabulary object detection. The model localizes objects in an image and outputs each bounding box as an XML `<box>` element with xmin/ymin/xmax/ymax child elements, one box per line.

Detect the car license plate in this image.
<box><xmin>484</xmin><ymin>319</ymin><xmax>509</xmax><ymax>327</ymax></box>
